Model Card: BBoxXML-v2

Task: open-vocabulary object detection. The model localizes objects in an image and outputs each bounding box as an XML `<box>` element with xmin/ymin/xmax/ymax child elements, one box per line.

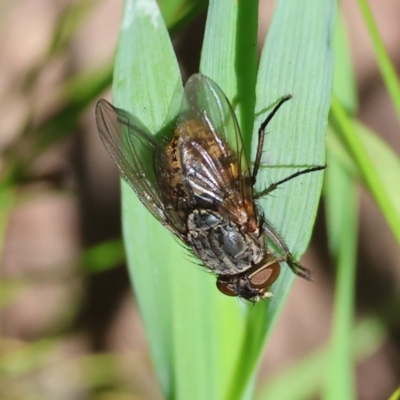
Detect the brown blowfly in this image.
<box><xmin>95</xmin><ymin>74</ymin><xmax>325</xmax><ymax>301</ymax></box>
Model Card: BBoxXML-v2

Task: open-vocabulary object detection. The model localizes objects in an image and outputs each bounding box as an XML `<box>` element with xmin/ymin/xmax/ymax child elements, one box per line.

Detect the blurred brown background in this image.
<box><xmin>1</xmin><ymin>1</ymin><xmax>399</xmax><ymax>399</ymax></box>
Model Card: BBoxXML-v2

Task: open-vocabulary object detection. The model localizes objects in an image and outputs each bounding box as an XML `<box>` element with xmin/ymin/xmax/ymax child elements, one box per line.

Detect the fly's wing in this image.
<box><xmin>178</xmin><ymin>74</ymin><xmax>254</xmax><ymax>214</ymax></box>
<box><xmin>95</xmin><ymin>99</ymin><xmax>186</xmax><ymax>238</ymax></box>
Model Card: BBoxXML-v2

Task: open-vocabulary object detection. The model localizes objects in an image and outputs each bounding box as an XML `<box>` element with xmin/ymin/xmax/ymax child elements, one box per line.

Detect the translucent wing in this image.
<box><xmin>95</xmin><ymin>99</ymin><xmax>186</xmax><ymax>237</ymax></box>
<box><xmin>177</xmin><ymin>74</ymin><xmax>255</xmax><ymax>221</ymax></box>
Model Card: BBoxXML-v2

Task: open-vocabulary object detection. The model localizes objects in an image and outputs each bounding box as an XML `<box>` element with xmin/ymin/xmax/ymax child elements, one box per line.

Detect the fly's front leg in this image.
<box><xmin>252</xmin><ymin>95</ymin><xmax>326</xmax><ymax>198</ymax></box>
<box><xmin>254</xmin><ymin>165</ymin><xmax>326</xmax><ymax>199</ymax></box>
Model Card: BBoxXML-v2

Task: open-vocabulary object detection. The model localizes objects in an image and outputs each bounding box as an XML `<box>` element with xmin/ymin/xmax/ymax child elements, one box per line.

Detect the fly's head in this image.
<box><xmin>216</xmin><ymin>259</ymin><xmax>281</xmax><ymax>302</ymax></box>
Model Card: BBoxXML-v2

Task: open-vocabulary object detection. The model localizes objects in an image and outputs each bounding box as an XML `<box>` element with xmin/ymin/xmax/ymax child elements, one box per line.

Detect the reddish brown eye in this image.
<box><xmin>216</xmin><ymin>279</ymin><xmax>238</xmax><ymax>297</ymax></box>
<box><xmin>249</xmin><ymin>262</ymin><xmax>281</xmax><ymax>289</ymax></box>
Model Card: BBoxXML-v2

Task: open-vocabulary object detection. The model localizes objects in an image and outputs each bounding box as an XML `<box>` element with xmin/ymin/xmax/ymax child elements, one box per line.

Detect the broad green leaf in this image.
<box><xmin>114</xmin><ymin>1</ymin><xmax>247</xmax><ymax>399</ymax></box>
<box><xmin>250</xmin><ymin>0</ymin><xmax>335</xmax><ymax>360</ymax></box>
<box><xmin>114</xmin><ymin>1</ymin><xmax>182</xmax><ymax>398</ymax></box>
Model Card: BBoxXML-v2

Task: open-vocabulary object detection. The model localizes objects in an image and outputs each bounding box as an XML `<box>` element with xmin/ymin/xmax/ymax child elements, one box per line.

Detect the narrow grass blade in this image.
<box><xmin>388</xmin><ymin>387</ymin><xmax>400</xmax><ymax>400</ymax></box>
<box><xmin>323</xmin><ymin>151</ymin><xmax>358</xmax><ymax>400</ymax></box>
<box><xmin>252</xmin><ymin>0</ymin><xmax>335</xmax><ymax>337</ymax></box>
<box><xmin>328</xmin><ymin>118</ymin><xmax>400</xmax><ymax>243</ymax></box>
<box><xmin>357</xmin><ymin>0</ymin><xmax>400</xmax><ymax>123</ymax></box>
<box><xmin>332</xmin><ymin>12</ymin><xmax>358</xmax><ymax>112</ymax></box>
<box><xmin>330</xmin><ymin>98</ymin><xmax>400</xmax><ymax>245</ymax></box>
<box><xmin>355</xmin><ymin>121</ymin><xmax>400</xmax><ymax>226</ymax></box>
<box><xmin>0</xmin><ymin>183</ymin><xmax>15</xmax><ymax>311</ymax></box>
<box><xmin>0</xmin><ymin>183</ymin><xmax>14</xmax><ymax>257</ymax></box>
<box><xmin>331</xmin><ymin>7</ymin><xmax>400</xmax><ymax>250</ymax></box>
<box><xmin>321</xmin><ymin>11</ymin><xmax>359</xmax><ymax>399</ymax></box>
<box><xmin>49</xmin><ymin>0</ymin><xmax>100</xmax><ymax>56</ymax></box>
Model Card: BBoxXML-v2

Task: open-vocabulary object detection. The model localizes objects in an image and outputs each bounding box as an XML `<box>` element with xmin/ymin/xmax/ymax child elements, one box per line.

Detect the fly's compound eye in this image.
<box><xmin>216</xmin><ymin>279</ymin><xmax>238</xmax><ymax>297</ymax></box>
<box><xmin>249</xmin><ymin>262</ymin><xmax>281</xmax><ymax>289</ymax></box>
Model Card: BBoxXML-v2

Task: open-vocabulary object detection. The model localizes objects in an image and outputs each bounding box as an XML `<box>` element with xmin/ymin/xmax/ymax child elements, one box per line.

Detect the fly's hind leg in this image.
<box><xmin>262</xmin><ymin>219</ymin><xmax>314</xmax><ymax>281</ymax></box>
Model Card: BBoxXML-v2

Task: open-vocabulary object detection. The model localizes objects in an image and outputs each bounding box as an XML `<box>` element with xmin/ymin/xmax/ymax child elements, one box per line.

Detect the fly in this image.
<box><xmin>95</xmin><ymin>74</ymin><xmax>325</xmax><ymax>301</ymax></box>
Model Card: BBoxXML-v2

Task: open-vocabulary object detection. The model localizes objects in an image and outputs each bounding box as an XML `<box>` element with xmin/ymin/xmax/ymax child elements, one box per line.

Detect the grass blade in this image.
<box><xmin>323</xmin><ymin>148</ymin><xmax>358</xmax><ymax>400</ymax></box>
<box><xmin>357</xmin><ymin>0</ymin><xmax>400</xmax><ymax>123</ymax></box>
<box><xmin>114</xmin><ymin>2</ymin><xmax>250</xmax><ymax>399</ymax></box>
<box><xmin>252</xmin><ymin>0</ymin><xmax>335</xmax><ymax>338</ymax></box>
<box><xmin>229</xmin><ymin>0</ymin><xmax>336</xmax><ymax>398</ymax></box>
<box><xmin>330</xmin><ymin>98</ymin><xmax>400</xmax><ymax>245</ymax></box>
<box><xmin>114</xmin><ymin>1</ymin><xmax>182</xmax><ymax>398</ymax></box>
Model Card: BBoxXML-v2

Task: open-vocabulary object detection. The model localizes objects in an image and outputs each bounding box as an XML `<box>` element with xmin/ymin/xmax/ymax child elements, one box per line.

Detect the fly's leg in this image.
<box><xmin>251</xmin><ymin>95</ymin><xmax>325</xmax><ymax>198</ymax></box>
<box><xmin>252</xmin><ymin>95</ymin><xmax>292</xmax><ymax>184</ymax></box>
<box><xmin>262</xmin><ymin>219</ymin><xmax>313</xmax><ymax>281</ymax></box>
<box><xmin>253</xmin><ymin>96</ymin><xmax>324</xmax><ymax>281</ymax></box>
<box><xmin>254</xmin><ymin>165</ymin><xmax>326</xmax><ymax>199</ymax></box>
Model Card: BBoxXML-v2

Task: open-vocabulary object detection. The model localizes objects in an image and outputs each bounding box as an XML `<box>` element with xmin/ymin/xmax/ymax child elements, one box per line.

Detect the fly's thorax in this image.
<box><xmin>156</xmin><ymin>118</ymin><xmax>212</xmax><ymax>196</ymax></box>
<box><xmin>186</xmin><ymin>208</ymin><xmax>265</xmax><ymax>275</ymax></box>
<box><xmin>176</xmin><ymin>119</ymin><xmax>230</xmax><ymax>161</ymax></box>
<box><xmin>218</xmin><ymin>198</ymin><xmax>258</xmax><ymax>233</ymax></box>
<box><xmin>155</xmin><ymin>118</ymin><xmax>225</xmax><ymax>219</ymax></box>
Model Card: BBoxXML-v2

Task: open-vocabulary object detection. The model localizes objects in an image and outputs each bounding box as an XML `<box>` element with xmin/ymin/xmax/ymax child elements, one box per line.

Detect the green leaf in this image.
<box><xmin>330</xmin><ymin>98</ymin><xmax>400</xmax><ymax>245</ymax></box>
<box><xmin>321</xmin><ymin>11</ymin><xmax>359</xmax><ymax>399</ymax></box>
<box><xmin>49</xmin><ymin>0</ymin><xmax>100</xmax><ymax>56</ymax></box>
<box><xmin>159</xmin><ymin>0</ymin><xmax>208</xmax><ymax>34</ymax></box>
<box><xmin>357</xmin><ymin>0</ymin><xmax>400</xmax><ymax>123</ymax></box>
<box><xmin>250</xmin><ymin>0</ymin><xmax>335</xmax><ymax>354</ymax></box>
<box><xmin>200</xmin><ymin>0</ymin><xmax>258</xmax><ymax>153</ymax></box>
<box><xmin>332</xmin><ymin>12</ymin><xmax>358</xmax><ymax>112</ymax></box>
<box><xmin>388</xmin><ymin>387</ymin><xmax>400</xmax><ymax>400</ymax></box>
<box><xmin>114</xmin><ymin>1</ymin><xmax>182</xmax><ymax>398</ymax></box>
<box><xmin>0</xmin><ymin>183</ymin><xmax>14</xmax><ymax>257</ymax></box>
<box><xmin>355</xmin><ymin>121</ymin><xmax>400</xmax><ymax>228</ymax></box>
<box><xmin>323</xmin><ymin>149</ymin><xmax>358</xmax><ymax>400</ymax></box>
